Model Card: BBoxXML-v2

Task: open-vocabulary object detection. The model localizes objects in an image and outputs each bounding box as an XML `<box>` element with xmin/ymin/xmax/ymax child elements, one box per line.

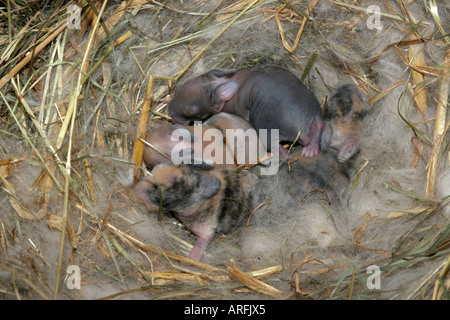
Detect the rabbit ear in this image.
<box><xmin>338</xmin><ymin>137</ymin><xmax>360</xmax><ymax>163</ymax></box>
<box><xmin>213</xmin><ymin>81</ymin><xmax>239</xmax><ymax>103</ymax></box>
<box><xmin>208</xmin><ymin>81</ymin><xmax>240</xmax><ymax>113</ymax></box>
<box><xmin>176</xmin><ymin>149</ymin><xmax>216</xmax><ymax>169</ymax></box>
<box><xmin>188</xmin><ymin>158</ymin><xmax>216</xmax><ymax>170</ymax></box>
<box><xmin>209</xmin><ymin>69</ymin><xmax>238</xmax><ymax>78</ymax></box>
<box><xmin>197</xmin><ymin>171</ymin><xmax>221</xmax><ymax>198</ymax></box>
<box><xmin>151</xmin><ymin>164</ymin><xmax>184</xmax><ymax>185</ymax></box>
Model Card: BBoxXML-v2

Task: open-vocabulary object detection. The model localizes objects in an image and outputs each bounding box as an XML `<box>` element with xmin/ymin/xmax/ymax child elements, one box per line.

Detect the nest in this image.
<box><xmin>0</xmin><ymin>0</ymin><xmax>449</xmax><ymax>300</ymax></box>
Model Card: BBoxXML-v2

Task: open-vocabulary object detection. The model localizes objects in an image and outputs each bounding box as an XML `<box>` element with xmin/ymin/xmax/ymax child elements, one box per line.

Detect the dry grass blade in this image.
<box><xmin>1</xmin><ymin>175</ymin><xmax>37</xmax><ymax>220</ymax></box>
<box><xmin>425</xmin><ymin>122</ymin><xmax>450</xmax><ymax>198</ymax></box>
<box><xmin>54</xmin><ymin>0</ymin><xmax>110</xmax><ymax>299</ymax></box>
<box><xmin>33</xmin><ymin>166</ymin><xmax>57</xmax><ymax>219</ymax></box>
<box><xmin>172</xmin><ymin>0</ymin><xmax>260</xmax><ymax>79</ymax></box>
<box><xmin>301</xmin><ymin>50</ymin><xmax>318</xmax><ymax>82</ymax></box>
<box><xmin>83</xmin><ymin>158</ymin><xmax>97</xmax><ymax>204</ymax></box>
<box><xmin>0</xmin><ymin>265</ymin><xmax>51</xmax><ymax>300</ymax></box>
<box><xmin>93</xmin><ymin>0</ymin><xmax>142</xmax><ymax>44</ymax></box>
<box><xmin>110</xmin><ymin>237</ymin><xmax>150</xmax><ymax>282</ymax></box>
<box><xmin>10</xmin><ymin>79</ymin><xmax>65</xmax><ymax>177</ymax></box>
<box><xmin>354</xmin><ymin>213</ymin><xmax>391</xmax><ymax>255</ymax></box>
<box><xmin>348</xmin><ymin>266</ymin><xmax>356</xmax><ymax>300</ymax></box>
<box><xmin>1</xmin><ymin>92</ymin><xmax>63</xmax><ymax>194</ymax></box>
<box><xmin>433</xmin><ymin>49</ymin><xmax>449</xmax><ymax>140</ymax></box>
<box><xmin>248</xmin><ymin>265</ymin><xmax>283</xmax><ymax>279</ymax></box>
<box><xmin>276</xmin><ymin>0</ymin><xmax>318</xmax><ymax>53</ymax></box>
<box><xmin>80</xmin><ymin>31</ymin><xmax>132</xmax><ymax>86</ymax></box>
<box><xmin>145</xmin><ymin>271</ymin><xmax>225</xmax><ymax>284</ymax></box>
<box><xmin>296</xmin><ymin>264</ymin><xmax>346</xmax><ymax>275</ymax></box>
<box><xmin>408</xmin><ymin>37</ymin><xmax>428</xmax><ymax>116</ymax></box>
<box><xmin>118</xmin><ymin>232</ymin><xmax>223</xmax><ymax>273</ymax></box>
<box><xmin>1</xmin><ymin>11</ymin><xmax>40</xmax><ymax>65</ymax></box>
<box><xmin>367</xmin><ymin>80</ymin><xmax>406</xmax><ymax>105</ymax></box>
<box><xmin>144</xmin><ymin>264</ymin><xmax>282</xmax><ymax>286</ymax></box>
<box><xmin>405</xmin><ymin>256</ymin><xmax>447</xmax><ymax>300</ymax></box>
<box><xmin>386</xmin><ymin>206</ymin><xmax>432</xmax><ymax>219</ymax></box>
<box><xmin>236</xmin><ymin>153</ymin><xmax>273</xmax><ymax>170</ymax></box>
<box><xmin>57</xmin><ymin>1</ymin><xmax>123</xmax><ymax>148</ymax></box>
<box><xmin>47</xmin><ymin>214</ymin><xmax>78</xmax><ymax>249</ymax></box>
<box><xmin>0</xmin><ymin>18</ymin><xmax>68</xmax><ymax>90</ymax></box>
<box><xmin>432</xmin><ymin>253</ymin><xmax>450</xmax><ymax>300</ymax></box>
<box><xmin>228</xmin><ymin>261</ymin><xmax>283</xmax><ymax>298</ymax></box>
<box><xmin>246</xmin><ymin>200</ymin><xmax>272</xmax><ymax>227</ymax></box>
<box><xmin>427</xmin><ymin>0</ymin><xmax>449</xmax><ymax>44</ymax></box>
<box><xmin>132</xmin><ymin>75</ymin><xmax>153</xmax><ymax>183</ymax></box>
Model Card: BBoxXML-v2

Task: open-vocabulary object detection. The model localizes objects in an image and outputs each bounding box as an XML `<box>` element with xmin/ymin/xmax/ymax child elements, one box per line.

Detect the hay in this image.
<box><xmin>0</xmin><ymin>0</ymin><xmax>449</xmax><ymax>300</ymax></box>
